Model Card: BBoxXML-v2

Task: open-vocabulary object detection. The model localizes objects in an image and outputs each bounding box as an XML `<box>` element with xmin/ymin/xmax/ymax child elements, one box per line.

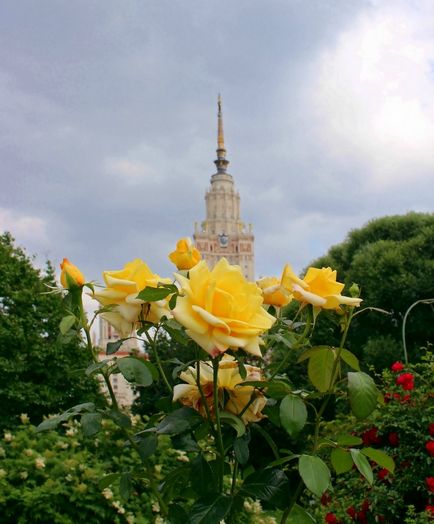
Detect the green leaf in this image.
<box><xmin>107</xmin><ymin>410</ymin><xmax>132</xmax><ymax>429</ymax></box>
<box><xmin>106</xmin><ymin>339</ymin><xmax>123</xmax><ymax>355</ymax></box>
<box><xmin>220</xmin><ymin>411</ymin><xmax>245</xmax><ymax>437</ymax></box>
<box><xmin>362</xmin><ymin>447</ymin><xmax>395</xmax><ymax>473</ymax></box>
<box><xmin>168</xmin><ymin>504</ymin><xmax>189</xmax><ymax>524</ymax></box>
<box><xmin>171</xmin><ymin>433</ymin><xmax>200</xmax><ymax>452</ymax></box>
<box><xmin>350</xmin><ymin>448</ymin><xmax>373</xmax><ymax>484</ymax></box>
<box><xmin>163</xmin><ymin>320</ymin><xmax>189</xmax><ymax>346</ymax></box>
<box><xmin>190</xmin><ymin>454</ymin><xmax>217</xmax><ymax>496</ymax></box>
<box><xmin>297</xmin><ymin>346</ymin><xmax>327</xmax><ymax>363</ymax></box>
<box><xmin>99</xmin><ymin>473</ymin><xmax>121</xmax><ymax>489</ymax></box>
<box><xmin>135</xmin><ymin>433</ymin><xmax>157</xmax><ymax>460</ymax></box>
<box><xmin>336</xmin><ymin>434</ymin><xmax>363</xmax><ymax>446</ymax></box>
<box><xmin>308</xmin><ymin>347</ymin><xmax>336</xmax><ymax>392</ymax></box>
<box><xmin>287</xmin><ymin>504</ymin><xmax>317</xmax><ymax>523</ymax></box>
<box><xmin>241</xmin><ymin>468</ymin><xmax>289</xmax><ymax>503</ymax></box>
<box><xmin>347</xmin><ymin>371</ymin><xmax>379</xmax><ymax>419</ymax></box>
<box><xmin>85</xmin><ymin>360</ymin><xmax>108</xmax><ymax>376</ymax></box>
<box><xmin>59</xmin><ymin>314</ymin><xmax>76</xmax><ymax>334</ymax></box>
<box><xmin>81</xmin><ymin>412</ymin><xmax>102</xmax><ymax>437</ymax></box>
<box><xmin>340</xmin><ymin>349</ymin><xmax>360</xmax><ymax>370</ymax></box>
<box><xmin>298</xmin><ymin>455</ymin><xmax>331</xmax><ymax>497</ymax></box>
<box><xmin>37</xmin><ymin>402</ymin><xmax>96</xmax><ymax>432</ymax></box>
<box><xmin>117</xmin><ymin>356</ymin><xmax>153</xmax><ymax>386</ymax></box>
<box><xmin>190</xmin><ymin>494</ymin><xmax>232</xmax><ymax>524</ymax></box>
<box><xmin>331</xmin><ymin>448</ymin><xmax>353</xmax><ymax>474</ymax></box>
<box><xmin>157</xmin><ymin>407</ymin><xmax>203</xmax><ymax>435</ymax></box>
<box><xmin>37</xmin><ymin>416</ymin><xmax>62</xmax><ymax>432</ymax></box>
<box><xmin>280</xmin><ymin>394</ymin><xmax>307</xmax><ymax>437</ymax></box>
<box><xmin>119</xmin><ymin>472</ymin><xmax>132</xmax><ymax>501</ymax></box>
<box><xmin>137</xmin><ymin>285</ymin><xmax>176</xmax><ymax>302</ymax></box>
<box><xmin>233</xmin><ymin>433</ymin><xmax>250</xmax><ymax>465</ymax></box>
<box><xmin>266</xmin><ymin>380</ymin><xmax>292</xmax><ymax>400</ymax></box>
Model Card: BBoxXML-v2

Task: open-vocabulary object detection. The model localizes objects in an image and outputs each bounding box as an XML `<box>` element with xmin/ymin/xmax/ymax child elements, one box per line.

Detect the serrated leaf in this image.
<box><xmin>190</xmin><ymin>454</ymin><xmax>217</xmax><ymax>496</ymax></box>
<box><xmin>117</xmin><ymin>356</ymin><xmax>153</xmax><ymax>386</ymax></box>
<box><xmin>171</xmin><ymin>433</ymin><xmax>200</xmax><ymax>452</ymax></box>
<box><xmin>135</xmin><ymin>433</ymin><xmax>157</xmax><ymax>460</ymax></box>
<box><xmin>336</xmin><ymin>434</ymin><xmax>363</xmax><ymax>446</ymax></box>
<box><xmin>37</xmin><ymin>416</ymin><xmax>62</xmax><ymax>432</ymax></box>
<box><xmin>190</xmin><ymin>494</ymin><xmax>232</xmax><ymax>524</ymax></box>
<box><xmin>137</xmin><ymin>286</ymin><xmax>174</xmax><ymax>302</ymax></box>
<box><xmin>220</xmin><ymin>412</ymin><xmax>245</xmax><ymax>437</ymax></box>
<box><xmin>106</xmin><ymin>339</ymin><xmax>123</xmax><ymax>355</ymax></box>
<box><xmin>350</xmin><ymin>448</ymin><xmax>373</xmax><ymax>484</ymax></box>
<box><xmin>280</xmin><ymin>394</ymin><xmax>307</xmax><ymax>437</ymax></box>
<box><xmin>347</xmin><ymin>372</ymin><xmax>378</xmax><ymax>419</ymax></box>
<box><xmin>297</xmin><ymin>346</ymin><xmax>328</xmax><ymax>363</ymax></box>
<box><xmin>308</xmin><ymin>348</ymin><xmax>336</xmax><ymax>392</ymax></box>
<box><xmin>362</xmin><ymin>447</ymin><xmax>395</xmax><ymax>473</ymax></box>
<box><xmin>81</xmin><ymin>412</ymin><xmax>102</xmax><ymax>436</ymax></box>
<box><xmin>233</xmin><ymin>433</ymin><xmax>250</xmax><ymax>465</ymax></box>
<box><xmin>119</xmin><ymin>472</ymin><xmax>132</xmax><ymax>501</ymax></box>
<box><xmin>298</xmin><ymin>455</ymin><xmax>331</xmax><ymax>497</ymax></box>
<box><xmin>287</xmin><ymin>504</ymin><xmax>317</xmax><ymax>523</ymax></box>
<box><xmin>59</xmin><ymin>314</ymin><xmax>76</xmax><ymax>334</ymax></box>
<box><xmin>340</xmin><ymin>349</ymin><xmax>360</xmax><ymax>370</ymax></box>
<box><xmin>99</xmin><ymin>473</ymin><xmax>120</xmax><ymax>489</ymax></box>
<box><xmin>331</xmin><ymin>448</ymin><xmax>353</xmax><ymax>474</ymax></box>
<box><xmin>157</xmin><ymin>407</ymin><xmax>203</xmax><ymax>435</ymax></box>
<box><xmin>107</xmin><ymin>410</ymin><xmax>132</xmax><ymax>429</ymax></box>
<box><xmin>85</xmin><ymin>360</ymin><xmax>108</xmax><ymax>376</ymax></box>
<box><xmin>241</xmin><ymin>468</ymin><xmax>289</xmax><ymax>503</ymax></box>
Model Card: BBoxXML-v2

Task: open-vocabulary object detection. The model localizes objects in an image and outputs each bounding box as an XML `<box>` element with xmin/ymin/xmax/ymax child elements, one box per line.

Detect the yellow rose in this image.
<box><xmin>60</xmin><ymin>258</ymin><xmax>85</xmax><ymax>289</ymax></box>
<box><xmin>289</xmin><ymin>266</ymin><xmax>362</xmax><ymax>309</ymax></box>
<box><xmin>92</xmin><ymin>259</ymin><xmax>172</xmax><ymax>337</ymax></box>
<box><xmin>257</xmin><ymin>273</ymin><xmax>293</xmax><ymax>308</ymax></box>
<box><xmin>173</xmin><ymin>355</ymin><xmax>266</xmax><ymax>424</ymax></box>
<box><xmin>169</xmin><ymin>237</ymin><xmax>201</xmax><ymax>270</ymax></box>
<box><xmin>173</xmin><ymin>258</ymin><xmax>275</xmax><ymax>357</ymax></box>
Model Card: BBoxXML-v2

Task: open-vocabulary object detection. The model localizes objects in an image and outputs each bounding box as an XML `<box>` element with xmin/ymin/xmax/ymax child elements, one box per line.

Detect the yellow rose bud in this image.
<box><xmin>257</xmin><ymin>275</ymin><xmax>293</xmax><ymax>308</ymax></box>
<box><xmin>168</xmin><ymin>237</ymin><xmax>201</xmax><ymax>270</ymax></box>
<box><xmin>60</xmin><ymin>258</ymin><xmax>85</xmax><ymax>289</ymax></box>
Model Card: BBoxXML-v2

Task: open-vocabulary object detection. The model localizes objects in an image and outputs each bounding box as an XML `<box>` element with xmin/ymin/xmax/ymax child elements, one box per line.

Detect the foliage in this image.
<box><xmin>314</xmin><ymin>352</ymin><xmax>434</xmax><ymax>523</ymax></box>
<box><xmin>0</xmin><ymin>233</ymin><xmax>100</xmax><ymax>431</ymax></box>
<box><xmin>309</xmin><ymin>213</ymin><xmax>434</xmax><ymax>369</ymax></box>
<box><xmin>35</xmin><ymin>250</ymin><xmax>393</xmax><ymax>524</ymax></box>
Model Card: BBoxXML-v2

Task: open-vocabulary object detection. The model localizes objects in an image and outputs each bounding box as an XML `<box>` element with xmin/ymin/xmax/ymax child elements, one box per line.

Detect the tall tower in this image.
<box><xmin>194</xmin><ymin>96</ymin><xmax>255</xmax><ymax>280</ymax></box>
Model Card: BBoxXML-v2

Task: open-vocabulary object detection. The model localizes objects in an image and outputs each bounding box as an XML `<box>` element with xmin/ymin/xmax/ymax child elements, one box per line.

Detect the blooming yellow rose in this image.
<box><xmin>257</xmin><ymin>274</ymin><xmax>293</xmax><ymax>308</ymax></box>
<box><xmin>169</xmin><ymin>237</ymin><xmax>201</xmax><ymax>270</ymax></box>
<box><xmin>92</xmin><ymin>259</ymin><xmax>172</xmax><ymax>337</ymax></box>
<box><xmin>287</xmin><ymin>265</ymin><xmax>362</xmax><ymax>309</ymax></box>
<box><xmin>173</xmin><ymin>355</ymin><xmax>266</xmax><ymax>424</ymax></box>
<box><xmin>60</xmin><ymin>258</ymin><xmax>85</xmax><ymax>289</ymax></box>
<box><xmin>173</xmin><ymin>258</ymin><xmax>275</xmax><ymax>357</ymax></box>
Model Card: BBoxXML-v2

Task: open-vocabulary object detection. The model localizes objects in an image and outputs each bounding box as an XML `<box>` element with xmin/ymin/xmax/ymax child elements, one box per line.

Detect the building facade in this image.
<box><xmin>194</xmin><ymin>97</ymin><xmax>255</xmax><ymax>280</ymax></box>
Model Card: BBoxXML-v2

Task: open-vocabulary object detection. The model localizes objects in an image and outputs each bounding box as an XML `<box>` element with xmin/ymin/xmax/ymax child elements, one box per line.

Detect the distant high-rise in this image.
<box><xmin>194</xmin><ymin>96</ymin><xmax>255</xmax><ymax>280</ymax></box>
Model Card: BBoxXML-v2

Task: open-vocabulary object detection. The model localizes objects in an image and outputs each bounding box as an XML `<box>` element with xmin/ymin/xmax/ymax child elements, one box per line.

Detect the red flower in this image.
<box><xmin>377</xmin><ymin>468</ymin><xmax>389</xmax><ymax>480</ymax></box>
<box><xmin>429</xmin><ymin>423</ymin><xmax>434</xmax><ymax>437</ymax></box>
<box><xmin>346</xmin><ymin>506</ymin><xmax>356</xmax><ymax>519</ymax></box>
<box><xmin>362</xmin><ymin>427</ymin><xmax>382</xmax><ymax>446</ymax></box>
<box><xmin>384</xmin><ymin>392</ymin><xmax>392</xmax><ymax>404</ymax></box>
<box><xmin>396</xmin><ymin>372</ymin><xmax>414</xmax><ymax>391</ymax></box>
<box><xmin>401</xmin><ymin>394</ymin><xmax>411</xmax><ymax>403</ymax></box>
<box><xmin>426</xmin><ymin>505</ymin><xmax>434</xmax><ymax>515</ymax></box>
<box><xmin>393</xmin><ymin>393</ymin><xmax>401</xmax><ymax>401</ymax></box>
<box><xmin>325</xmin><ymin>513</ymin><xmax>338</xmax><ymax>524</ymax></box>
<box><xmin>388</xmin><ymin>432</ymin><xmax>399</xmax><ymax>447</ymax></box>
<box><xmin>426</xmin><ymin>441</ymin><xmax>434</xmax><ymax>456</ymax></box>
<box><xmin>426</xmin><ymin>477</ymin><xmax>434</xmax><ymax>492</ymax></box>
<box><xmin>357</xmin><ymin>511</ymin><xmax>368</xmax><ymax>524</ymax></box>
<box><xmin>391</xmin><ymin>361</ymin><xmax>405</xmax><ymax>372</ymax></box>
<box><xmin>321</xmin><ymin>492</ymin><xmax>331</xmax><ymax>506</ymax></box>
<box><xmin>361</xmin><ymin>500</ymin><xmax>370</xmax><ymax>512</ymax></box>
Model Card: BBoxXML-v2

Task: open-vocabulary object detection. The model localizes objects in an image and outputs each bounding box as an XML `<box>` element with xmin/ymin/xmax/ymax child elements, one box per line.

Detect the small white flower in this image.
<box><xmin>4</xmin><ymin>432</ymin><xmax>13</xmax><ymax>442</ymax></box>
<box><xmin>20</xmin><ymin>414</ymin><xmax>30</xmax><ymax>424</ymax></box>
<box><xmin>24</xmin><ymin>449</ymin><xmax>33</xmax><ymax>457</ymax></box>
<box><xmin>20</xmin><ymin>471</ymin><xmax>28</xmax><ymax>480</ymax></box>
<box><xmin>154</xmin><ymin>464</ymin><xmax>162</xmax><ymax>474</ymax></box>
<box><xmin>154</xmin><ymin>517</ymin><xmax>165</xmax><ymax>524</ymax></box>
<box><xmin>66</xmin><ymin>428</ymin><xmax>76</xmax><ymax>437</ymax></box>
<box><xmin>0</xmin><ymin>468</ymin><xmax>6</xmax><ymax>478</ymax></box>
<box><xmin>152</xmin><ymin>501</ymin><xmax>160</xmax><ymax>513</ymax></box>
<box><xmin>0</xmin><ymin>446</ymin><xmax>5</xmax><ymax>458</ymax></box>
<box><xmin>126</xmin><ymin>514</ymin><xmax>135</xmax><ymax>524</ymax></box>
<box><xmin>65</xmin><ymin>474</ymin><xmax>73</xmax><ymax>482</ymax></box>
<box><xmin>102</xmin><ymin>488</ymin><xmax>113</xmax><ymax>500</ymax></box>
<box><xmin>111</xmin><ymin>500</ymin><xmax>125</xmax><ymax>514</ymax></box>
<box><xmin>35</xmin><ymin>457</ymin><xmax>45</xmax><ymax>469</ymax></box>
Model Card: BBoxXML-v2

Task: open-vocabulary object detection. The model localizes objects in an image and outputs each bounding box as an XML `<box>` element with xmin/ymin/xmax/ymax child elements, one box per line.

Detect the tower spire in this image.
<box><xmin>214</xmin><ymin>94</ymin><xmax>229</xmax><ymax>173</ymax></box>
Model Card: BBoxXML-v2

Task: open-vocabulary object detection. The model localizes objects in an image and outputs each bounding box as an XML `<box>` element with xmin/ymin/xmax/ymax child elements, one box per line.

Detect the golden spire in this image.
<box><xmin>215</xmin><ymin>94</ymin><xmax>229</xmax><ymax>173</ymax></box>
<box><xmin>217</xmin><ymin>94</ymin><xmax>225</xmax><ymax>150</ymax></box>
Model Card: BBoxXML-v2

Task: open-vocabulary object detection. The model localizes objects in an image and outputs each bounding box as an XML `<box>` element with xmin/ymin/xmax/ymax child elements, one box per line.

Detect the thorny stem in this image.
<box><xmin>143</xmin><ymin>328</ymin><xmax>173</xmax><ymax>394</ymax></box>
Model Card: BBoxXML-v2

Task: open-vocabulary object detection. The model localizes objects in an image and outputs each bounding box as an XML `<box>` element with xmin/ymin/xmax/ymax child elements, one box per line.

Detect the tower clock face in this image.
<box><xmin>218</xmin><ymin>233</ymin><xmax>229</xmax><ymax>247</ymax></box>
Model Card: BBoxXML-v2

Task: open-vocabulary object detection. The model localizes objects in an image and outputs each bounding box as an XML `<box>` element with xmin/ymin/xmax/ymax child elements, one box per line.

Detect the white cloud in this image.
<box><xmin>0</xmin><ymin>207</ymin><xmax>48</xmax><ymax>245</ymax></box>
<box><xmin>307</xmin><ymin>2</ymin><xmax>434</xmax><ymax>188</ymax></box>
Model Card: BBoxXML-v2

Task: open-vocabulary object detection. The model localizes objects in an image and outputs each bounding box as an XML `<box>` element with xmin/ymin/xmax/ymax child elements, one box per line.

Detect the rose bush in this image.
<box><xmin>35</xmin><ymin>241</ymin><xmax>401</xmax><ymax>524</ymax></box>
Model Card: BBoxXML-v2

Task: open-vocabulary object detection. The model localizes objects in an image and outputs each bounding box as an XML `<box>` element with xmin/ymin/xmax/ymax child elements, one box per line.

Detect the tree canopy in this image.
<box><xmin>309</xmin><ymin>213</ymin><xmax>434</xmax><ymax>368</ymax></box>
<box><xmin>0</xmin><ymin>233</ymin><xmax>100</xmax><ymax>430</ymax></box>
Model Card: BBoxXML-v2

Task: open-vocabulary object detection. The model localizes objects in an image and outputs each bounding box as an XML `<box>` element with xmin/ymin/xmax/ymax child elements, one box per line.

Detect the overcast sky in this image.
<box><xmin>1</xmin><ymin>0</ymin><xmax>434</xmax><ymax>288</ymax></box>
